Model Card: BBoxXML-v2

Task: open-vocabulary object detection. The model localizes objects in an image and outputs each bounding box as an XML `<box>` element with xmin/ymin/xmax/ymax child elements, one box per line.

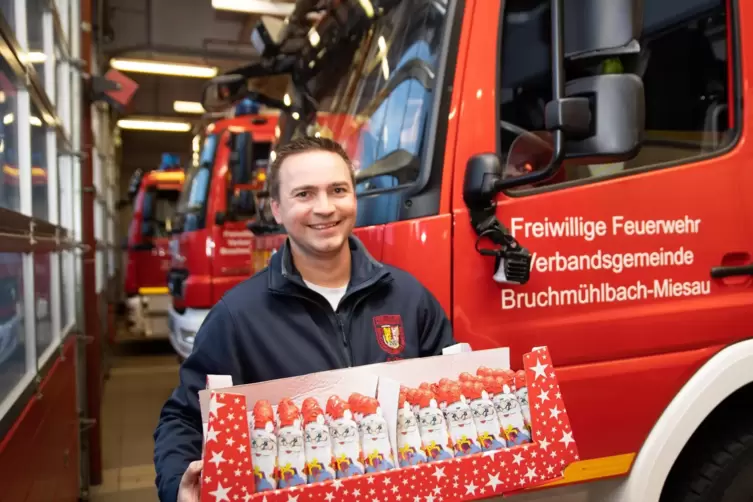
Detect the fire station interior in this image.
<box><xmin>0</xmin><ymin>0</ymin><xmax>746</xmax><ymax>501</ymax></box>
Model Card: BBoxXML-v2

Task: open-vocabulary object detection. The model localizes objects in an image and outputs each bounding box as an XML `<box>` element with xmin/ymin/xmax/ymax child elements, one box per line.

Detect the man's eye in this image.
<box><xmin>295</xmin><ymin>191</ymin><xmax>308</xmax><ymax>198</ymax></box>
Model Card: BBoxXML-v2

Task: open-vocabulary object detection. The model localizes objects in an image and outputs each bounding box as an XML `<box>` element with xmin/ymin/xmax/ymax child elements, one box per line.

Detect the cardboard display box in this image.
<box><xmin>198</xmin><ymin>345</ymin><xmax>579</xmax><ymax>501</ymax></box>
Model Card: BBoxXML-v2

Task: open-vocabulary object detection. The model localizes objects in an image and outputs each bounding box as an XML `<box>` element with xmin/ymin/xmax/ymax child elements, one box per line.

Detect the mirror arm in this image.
<box><xmin>494</xmin><ymin>0</ymin><xmax>568</xmax><ymax>192</ymax></box>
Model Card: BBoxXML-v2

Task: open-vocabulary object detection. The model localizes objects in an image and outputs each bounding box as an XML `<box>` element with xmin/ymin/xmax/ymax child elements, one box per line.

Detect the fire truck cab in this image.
<box><xmin>122</xmin><ymin>155</ymin><xmax>185</xmax><ymax>338</ymax></box>
<box><xmin>199</xmin><ymin>0</ymin><xmax>753</xmax><ymax>500</ymax></box>
<box><xmin>166</xmin><ymin>100</ymin><xmax>277</xmax><ymax>360</ymax></box>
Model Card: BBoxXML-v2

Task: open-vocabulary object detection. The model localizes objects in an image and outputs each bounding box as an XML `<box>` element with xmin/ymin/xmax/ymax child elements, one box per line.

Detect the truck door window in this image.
<box><xmin>176</xmin><ymin>133</ymin><xmax>219</xmax><ymax>231</ymax></box>
<box><xmin>497</xmin><ymin>0</ymin><xmax>738</xmax><ymax>192</ymax></box>
<box><xmin>143</xmin><ymin>188</ymin><xmax>181</xmax><ymax>238</ymax></box>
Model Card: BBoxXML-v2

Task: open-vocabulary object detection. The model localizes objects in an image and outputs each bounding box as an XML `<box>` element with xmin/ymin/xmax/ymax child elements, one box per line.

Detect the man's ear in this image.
<box><xmin>270</xmin><ymin>198</ymin><xmax>283</xmax><ymax>224</ymax></box>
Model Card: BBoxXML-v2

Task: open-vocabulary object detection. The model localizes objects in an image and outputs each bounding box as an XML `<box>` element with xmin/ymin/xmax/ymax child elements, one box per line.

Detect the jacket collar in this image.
<box><xmin>267</xmin><ymin>234</ymin><xmax>390</xmax><ymax>294</ymax></box>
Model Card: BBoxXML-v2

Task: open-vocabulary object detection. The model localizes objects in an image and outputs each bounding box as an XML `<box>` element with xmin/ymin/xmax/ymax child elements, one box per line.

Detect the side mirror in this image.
<box><xmin>202</xmin><ymin>74</ymin><xmax>249</xmax><ymax>113</ymax></box>
<box><xmin>247</xmin><ymin>220</ymin><xmax>280</xmax><ymax>236</ymax></box>
<box><xmin>462</xmin><ymin>154</ymin><xmax>503</xmax><ymax>212</ymax></box>
<box><xmin>561</xmin><ymin>74</ymin><xmax>644</xmax><ymax>160</ymax></box>
<box><xmin>497</xmin><ymin>74</ymin><xmax>644</xmax><ymax>190</ymax></box>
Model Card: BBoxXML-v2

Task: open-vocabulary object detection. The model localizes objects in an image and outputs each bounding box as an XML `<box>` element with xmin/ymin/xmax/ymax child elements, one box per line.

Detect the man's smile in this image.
<box><xmin>309</xmin><ymin>221</ymin><xmax>341</xmax><ymax>231</ymax></box>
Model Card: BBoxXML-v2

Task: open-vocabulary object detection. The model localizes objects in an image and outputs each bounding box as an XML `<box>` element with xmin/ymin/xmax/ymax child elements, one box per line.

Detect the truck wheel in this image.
<box><xmin>665</xmin><ymin>420</ymin><xmax>753</xmax><ymax>502</ymax></box>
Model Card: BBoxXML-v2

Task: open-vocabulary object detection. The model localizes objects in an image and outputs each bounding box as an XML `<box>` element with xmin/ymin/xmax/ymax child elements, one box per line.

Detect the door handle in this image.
<box><xmin>710</xmin><ymin>264</ymin><xmax>753</xmax><ymax>279</ymax></box>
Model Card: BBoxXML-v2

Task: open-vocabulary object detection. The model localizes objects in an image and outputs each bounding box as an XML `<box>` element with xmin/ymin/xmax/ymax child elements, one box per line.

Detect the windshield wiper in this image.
<box><xmin>355</xmin><ymin>149</ymin><xmax>420</xmax><ymax>186</ymax></box>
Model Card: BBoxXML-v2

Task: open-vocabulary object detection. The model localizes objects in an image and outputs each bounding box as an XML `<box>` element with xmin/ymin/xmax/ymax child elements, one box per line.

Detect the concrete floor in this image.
<box><xmin>90</xmin><ymin>337</ymin><xmax>179</xmax><ymax>502</ymax></box>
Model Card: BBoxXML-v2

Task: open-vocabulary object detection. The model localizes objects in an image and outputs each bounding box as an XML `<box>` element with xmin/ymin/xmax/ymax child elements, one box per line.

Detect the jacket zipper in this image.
<box><xmin>275</xmin><ymin>290</ymin><xmax>353</xmax><ymax>368</ymax></box>
<box><xmin>276</xmin><ymin>274</ymin><xmax>389</xmax><ymax>369</ymax></box>
<box><xmin>336</xmin><ymin>314</ymin><xmax>352</xmax><ymax>367</ymax></box>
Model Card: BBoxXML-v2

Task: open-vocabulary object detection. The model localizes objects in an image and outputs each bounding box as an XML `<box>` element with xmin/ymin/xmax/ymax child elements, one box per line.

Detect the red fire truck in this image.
<box><xmin>198</xmin><ymin>0</ymin><xmax>753</xmax><ymax>500</ymax></box>
<box><xmin>122</xmin><ymin>155</ymin><xmax>185</xmax><ymax>338</ymax></box>
<box><xmin>166</xmin><ymin>101</ymin><xmax>277</xmax><ymax>360</ymax></box>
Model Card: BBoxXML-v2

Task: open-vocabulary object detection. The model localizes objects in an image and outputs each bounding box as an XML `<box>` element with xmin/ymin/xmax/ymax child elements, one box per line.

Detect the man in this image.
<box><xmin>153</xmin><ymin>136</ymin><xmax>456</xmax><ymax>501</ymax></box>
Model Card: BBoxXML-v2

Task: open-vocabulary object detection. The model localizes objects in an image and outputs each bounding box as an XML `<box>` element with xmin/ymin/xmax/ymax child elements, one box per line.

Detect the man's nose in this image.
<box><xmin>312</xmin><ymin>193</ymin><xmax>335</xmax><ymax>214</ymax></box>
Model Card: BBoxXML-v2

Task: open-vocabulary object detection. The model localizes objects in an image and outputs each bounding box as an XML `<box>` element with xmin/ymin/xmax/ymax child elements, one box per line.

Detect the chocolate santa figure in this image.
<box><xmin>460</xmin><ymin>380</ymin><xmax>507</xmax><ymax>451</ymax></box>
<box><xmin>250</xmin><ymin>400</ymin><xmax>278</xmax><ymax>492</ymax></box>
<box><xmin>325</xmin><ymin>395</ymin><xmax>365</xmax><ymax>478</ymax></box>
<box><xmin>275</xmin><ymin>398</ymin><xmax>307</xmax><ymax>488</ymax></box>
<box><xmin>396</xmin><ymin>389</ymin><xmax>427</xmax><ymax>467</ymax></box>
<box><xmin>350</xmin><ymin>394</ymin><xmax>395</xmax><ymax>473</ymax></box>
<box><xmin>409</xmin><ymin>387</ymin><xmax>454</xmax><ymax>462</ymax></box>
<box><xmin>487</xmin><ymin>375</ymin><xmax>531</xmax><ymax>445</ymax></box>
<box><xmin>435</xmin><ymin>381</ymin><xmax>482</xmax><ymax>457</ymax></box>
<box><xmin>301</xmin><ymin>397</ymin><xmax>336</xmax><ymax>484</ymax></box>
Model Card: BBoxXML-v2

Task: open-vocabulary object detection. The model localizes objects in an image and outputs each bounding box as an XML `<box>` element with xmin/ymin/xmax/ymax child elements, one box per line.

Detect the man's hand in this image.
<box><xmin>178</xmin><ymin>460</ymin><xmax>203</xmax><ymax>502</ymax></box>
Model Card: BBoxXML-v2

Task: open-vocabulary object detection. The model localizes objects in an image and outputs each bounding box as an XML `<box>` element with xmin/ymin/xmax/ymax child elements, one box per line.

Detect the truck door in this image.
<box><xmin>453</xmin><ymin>0</ymin><xmax>751</xmax><ymax>466</ymax></box>
<box><xmin>209</xmin><ymin>131</ymin><xmax>262</xmax><ymax>299</ymax></box>
<box><xmin>137</xmin><ymin>185</ymin><xmax>180</xmax><ymax>288</ymax></box>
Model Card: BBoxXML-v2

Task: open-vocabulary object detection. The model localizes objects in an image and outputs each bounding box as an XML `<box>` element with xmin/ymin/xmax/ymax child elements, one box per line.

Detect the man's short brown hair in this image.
<box><xmin>268</xmin><ymin>136</ymin><xmax>356</xmax><ymax>200</ymax></box>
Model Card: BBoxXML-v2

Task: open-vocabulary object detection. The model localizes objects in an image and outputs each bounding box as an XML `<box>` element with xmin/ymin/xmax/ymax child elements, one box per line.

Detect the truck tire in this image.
<box><xmin>665</xmin><ymin>420</ymin><xmax>753</xmax><ymax>502</ymax></box>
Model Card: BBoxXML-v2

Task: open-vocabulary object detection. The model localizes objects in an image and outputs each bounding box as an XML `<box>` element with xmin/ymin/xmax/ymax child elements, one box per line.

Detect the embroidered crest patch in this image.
<box><xmin>372</xmin><ymin>314</ymin><xmax>405</xmax><ymax>355</ymax></box>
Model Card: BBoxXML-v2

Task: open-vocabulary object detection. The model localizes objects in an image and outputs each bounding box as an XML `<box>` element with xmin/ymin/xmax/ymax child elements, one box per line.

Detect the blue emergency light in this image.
<box><xmin>233</xmin><ymin>98</ymin><xmax>261</xmax><ymax>117</ymax></box>
<box><xmin>158</xmin><ymin>153</ymin><xmax>181</xmax><ymax>170</ymax></box>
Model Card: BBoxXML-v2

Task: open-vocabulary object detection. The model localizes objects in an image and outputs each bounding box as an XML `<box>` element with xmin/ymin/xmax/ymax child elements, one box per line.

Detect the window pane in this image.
<box><xmin>59</xmin><ymin>250</ymin><xmax>70</xmax><ymax>329</ymax></box>
<box><xmin>0</xmin><ymin>56</ymin><xmax>20</xmax><ymax>212</ymax></box>
<box><xmin>34</xmin><ymin>252</ymin><xmax>52</xmax><ymax>357</ymax></box>
<box><xmin>0</xmin><ymin>1</ymin><xmax>14</xmax><ymax>30</ymax></box>
<box><xmin>27</xmin><ymin>0</ymin><xmax>45</xmax><ymax>84</ymax></box>
<box><xmin>31</xmin><ymin>101</ymin><xmax>49</xmax><ymax>220</ymax></box>
<box><xmin>0</xmin><ymin>252</ymin><xmax>26</xmax><ymax>403</ymax></box>
<box><xmin>317</xmin><ymin>0</ymin><xmax>447</xmax><ymax>227</ymax></box>
<box><xmin>497</xmin><ymin>0</ymin><xmax>734</xmax><ymax>189</ymax></box>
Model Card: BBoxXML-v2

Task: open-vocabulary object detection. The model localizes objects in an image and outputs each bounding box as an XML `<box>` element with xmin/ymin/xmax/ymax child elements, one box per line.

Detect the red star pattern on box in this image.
<box><xmin>200</xmin><ymin>346</ymin><xmax>579</xmax><ymax>501</ymax></box>
<box><xmin>200</xmin><ymin>393</ymin><xmax>256</xmax><ymax>502</ymax></box>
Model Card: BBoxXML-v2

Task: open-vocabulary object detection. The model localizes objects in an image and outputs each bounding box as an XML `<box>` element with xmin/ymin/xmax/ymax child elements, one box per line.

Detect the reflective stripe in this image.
<box><xmin>138</xmin><ymin>287</ymin><xmax>169</xmax><ymax>295</ymax></box>
<box><xmin>539</xmin><ymin>453</ymin><xmax>635</xmax><ymax>487</ymax></box>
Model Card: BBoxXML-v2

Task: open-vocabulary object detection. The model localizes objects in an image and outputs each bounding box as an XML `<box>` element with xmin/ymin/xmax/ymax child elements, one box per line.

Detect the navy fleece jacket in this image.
<box><xmin>153</xmin><ymin>236</ymin><xmax>455</xmax><ymax>501</ymax></box>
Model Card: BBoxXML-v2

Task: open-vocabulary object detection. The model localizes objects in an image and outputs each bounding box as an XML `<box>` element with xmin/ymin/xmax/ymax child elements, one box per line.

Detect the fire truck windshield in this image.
<box><xmin>143</xmin><ymin>188</ymin><xmax>181</xmax><ymax>239</ymax></box>
<box><xmin>175</xmin><ymin>133</ymin><xmax>219</xmax><ymax>232</ymax></box>
<box><xmin>288</xmin><ymin>0</ymin><xmax>449</xmax><ymax>227</ymax></box>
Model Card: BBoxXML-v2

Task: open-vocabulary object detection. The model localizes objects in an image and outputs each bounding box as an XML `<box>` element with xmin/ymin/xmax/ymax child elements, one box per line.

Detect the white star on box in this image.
<box><xmin>206</xmin><ymin>426</ymin><xmax>220</xmax><ymax>443</ymax></box>
<box><xmin>550</xmin><ymin>406</ymin><xmax>562</xmax><ymax>420</ymax></box>
<box><xmin>209</xmin><ymin>451</ymin><xmax>226</xmax><ymax>467</ymax></box>
<box><xmin>560</xmin><ymin>431</ymin><xmax>575</xmax><ymax>448</ymax></box>
<box><xmin>465</xmin><ymin>482</ymin><xmax>478</xmax><ymax>495</ymax></box>
<box><xmin>486</xmin><ymin>473</ymin><xmax>502</xmax><ymax>491</ymax></box>
<box><xmin>210</xmin><ymin>482</ymin><xmax>231</xmax><ymax>502</ymax></box>
<box><xmin>209</xmin><ymin>394</ymin><xmax>226</xmax><ymax>416</ymax></box>
<box><xmin>525</xmin><ymin>466</ymin><xmax>538</xmax><ymax>481</ymax></box>
<box><xmin>530</xmin><ymin>359</ymin><xmax>549</xmax><ymax>380</ymax></box>
<box><xmin>432</xmin><ymin>466</ymin><xmax>446</xmax><ymax>481</ymax></box>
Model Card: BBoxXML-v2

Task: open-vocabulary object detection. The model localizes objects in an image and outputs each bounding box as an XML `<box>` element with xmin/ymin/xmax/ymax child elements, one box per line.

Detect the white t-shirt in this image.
<box><xmin>303</xmin><ymin>280</ymin><xmax>348</xmax><ymax>312</ymax></box>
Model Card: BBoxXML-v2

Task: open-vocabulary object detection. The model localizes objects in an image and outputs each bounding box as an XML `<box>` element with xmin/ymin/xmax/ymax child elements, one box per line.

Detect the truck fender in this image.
<box><xmin>613</xmin><ymin>339</ymin><xmax>753</xmax><ymax>502</ymax></box>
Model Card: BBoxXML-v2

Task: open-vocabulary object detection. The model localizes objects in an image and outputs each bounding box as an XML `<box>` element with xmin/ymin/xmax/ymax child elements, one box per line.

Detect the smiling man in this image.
<box><xmin>153</xmin><ymin>135</ymin><xmax>455</xmax><ymax>502</ymax></box>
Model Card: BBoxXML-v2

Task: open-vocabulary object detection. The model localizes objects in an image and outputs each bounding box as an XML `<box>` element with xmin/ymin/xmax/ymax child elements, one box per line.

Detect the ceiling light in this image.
<box><xmin>110</xmin><ymin>58</ymin><xmax>218</xmax><ymax>78</ymax></box>
<box><xmin>174</xmin><ymin>101</ymin><xmax>206</xmax><ymax>114</ymax></box>
<box><xmin>117</xmin><ymin>118</ymin><xmax>192</xmax><ymax>132</ymax></box>
<box><xmin>212</xmin><ymin>0</ymin><xmax>295</xmax><ymax>16</ymax></box>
